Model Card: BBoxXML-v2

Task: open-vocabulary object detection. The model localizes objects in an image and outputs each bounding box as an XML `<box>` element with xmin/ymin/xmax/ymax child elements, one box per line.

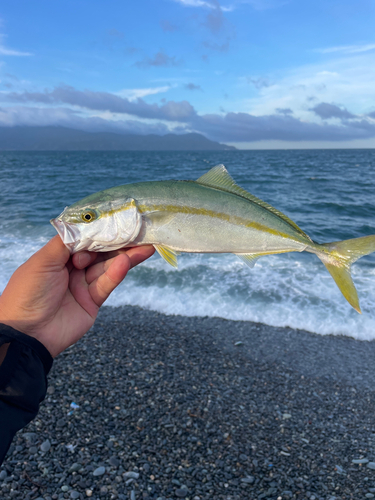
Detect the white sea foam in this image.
<box><xmin>106</xmin><ymin>252</ymin><xmax>375</xmax><ymax>341</ymax></box>
<box><xmin>1</xmin><ymin>234</ymin><xmax>374</xmax><ymax>341</ymax></box>
<box><xmin>0</xmin><ymin>235</ymin><xmax>48</xmax><ymax>291</ymax></box>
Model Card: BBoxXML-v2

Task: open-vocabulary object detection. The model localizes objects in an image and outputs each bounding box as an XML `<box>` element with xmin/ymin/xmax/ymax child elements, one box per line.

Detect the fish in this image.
<box><xmin>51</xmin><ymin>164</ymin><xmax>375</xmax><ymax>313</ymax></box>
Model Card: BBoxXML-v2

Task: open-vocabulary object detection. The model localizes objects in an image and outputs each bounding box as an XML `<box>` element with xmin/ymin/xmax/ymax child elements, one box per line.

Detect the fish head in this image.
<box><xmin>51</xmin><ymin>196</ymin><xmax>142</xmax><ymax>253</ymax></box>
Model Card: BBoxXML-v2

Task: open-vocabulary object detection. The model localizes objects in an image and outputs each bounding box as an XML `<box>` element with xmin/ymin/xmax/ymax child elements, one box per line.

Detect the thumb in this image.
<box><xmin>31</xmin><ymin>235</ymin><xmax>71</xmax><ymax>270</ymax></box>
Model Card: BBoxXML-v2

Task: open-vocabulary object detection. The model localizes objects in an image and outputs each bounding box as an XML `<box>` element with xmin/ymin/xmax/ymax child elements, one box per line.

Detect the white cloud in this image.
<box><xmin>115</xmin><ymin>85</ymin><xmax>171</xmax><ymax>101</ymax></box>
<box><xmin>242</xmin><ymin>51</ymin><xmax>375</xmax><ymax>120</ymax></box>
<box><xmin>228</xmin><ymin>137</ymin><xmax>375</xmax><ymax>150</ymax></box>
<box><xmin>173</xmin><ymin>0</ymin><xmax>284</xmax><ymax>10</ymax></box>
<box><xmin>173</xmin><ymin>0</ymin><xmax>215</xmax><ymax>7</ymax></box>
<box><xmin>240</xmin><ymin>0</ymin><xmax>290</xmax><ymax>10</ymax></box>
<box><xmin>172</xmin><ymin>0</ymin><xmax>233</xmax><ymax>11</ymax></box>
<box><xmin>316</xmin><ymin>44</ymin><xmax>375</xmax><ymax>55</ymax></box>
<box><xmin>0</xmin><ymin>35</ymin><xmax>32</xmax><ymax>56</ymax></box>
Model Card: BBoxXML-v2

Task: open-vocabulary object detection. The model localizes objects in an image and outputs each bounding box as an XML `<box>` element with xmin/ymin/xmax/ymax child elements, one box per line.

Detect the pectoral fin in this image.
<box><xmin>154</xmin><ymin>244</ymin><xmax>180</xmax><ymax>269</ymax></box>
<box><xmin>235</xmin><ymin>253</ymin><xmax>262</xmax><ymax>268</ymax></box>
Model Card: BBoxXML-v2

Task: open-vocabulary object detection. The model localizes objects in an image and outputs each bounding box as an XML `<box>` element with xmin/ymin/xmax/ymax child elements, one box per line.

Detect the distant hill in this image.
<box><xmin>0</xmin><ymin>126</ymin><xmax>236</xmax><ymax>151</ymax></box>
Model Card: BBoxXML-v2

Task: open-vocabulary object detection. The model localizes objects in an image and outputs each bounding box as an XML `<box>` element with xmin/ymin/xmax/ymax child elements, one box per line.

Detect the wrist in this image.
<box><xmin>0</xmin><ymin>316</ymin><xmax>56</xmax><ymax>358</ymax></box>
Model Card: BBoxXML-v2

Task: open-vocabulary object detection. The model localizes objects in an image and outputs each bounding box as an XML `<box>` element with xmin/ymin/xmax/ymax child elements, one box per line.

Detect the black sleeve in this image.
<box><xmin>0</xmin><ymin>324</ymin><xmax>53</xmax><ymax>464</ymax></box>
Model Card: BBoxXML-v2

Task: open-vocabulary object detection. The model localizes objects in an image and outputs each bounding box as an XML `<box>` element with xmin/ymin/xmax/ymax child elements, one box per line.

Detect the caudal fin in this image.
<box><xmin>317</xmin><ymin>235</ymin><xmax>375</xmax><ymax>313</ymax></box>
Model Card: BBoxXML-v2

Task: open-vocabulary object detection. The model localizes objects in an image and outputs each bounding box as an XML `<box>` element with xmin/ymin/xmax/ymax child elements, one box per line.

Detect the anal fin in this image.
<box><xmin>154</xmin><ymin>244</ymin><xmax>180</xmax><ymax>269</ymax></box>
<box><xmin>235</xmin><ymin>253</ymin><xmax>262</xmax><ymax>268</ymax></box>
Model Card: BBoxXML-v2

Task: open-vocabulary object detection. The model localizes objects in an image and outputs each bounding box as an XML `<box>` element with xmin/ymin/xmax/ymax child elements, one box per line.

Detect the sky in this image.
<box><xmin>1</xmin><ymin>0</ymin><xmax>375</xmax><ymax>149</ymax></box>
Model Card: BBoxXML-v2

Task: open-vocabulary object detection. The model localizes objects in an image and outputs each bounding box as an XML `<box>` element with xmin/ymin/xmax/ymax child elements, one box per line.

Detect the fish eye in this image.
<box><xmin>81</xmin><ymin>209</ymin><xmax>97</xmax><ymax>223</ymax></box>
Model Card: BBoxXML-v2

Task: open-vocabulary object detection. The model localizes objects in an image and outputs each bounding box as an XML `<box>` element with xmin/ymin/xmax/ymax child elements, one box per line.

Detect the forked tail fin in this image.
<box><xmin>317</xmin><ymin>235</ymin><xmax>375</xmax><ymax>313</ymax></box>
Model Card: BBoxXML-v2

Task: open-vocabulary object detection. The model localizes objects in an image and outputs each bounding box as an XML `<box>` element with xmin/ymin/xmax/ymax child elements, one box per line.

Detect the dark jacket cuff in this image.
<box><xmin>0</xmin><ymin>323</ymin><xmax>54</xmax><ymax>464</ymax></box>
<box><xmin>0</xmin><ymin>323</ymin><xmax>53</xmax><ymax>374</ymax></box>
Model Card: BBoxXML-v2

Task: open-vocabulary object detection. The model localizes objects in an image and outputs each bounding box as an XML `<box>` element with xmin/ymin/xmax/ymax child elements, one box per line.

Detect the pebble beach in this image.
<box><xmin>2</xmin><ymin>305</ymin><xmax>375</xmax><ymax>500</ymax></box>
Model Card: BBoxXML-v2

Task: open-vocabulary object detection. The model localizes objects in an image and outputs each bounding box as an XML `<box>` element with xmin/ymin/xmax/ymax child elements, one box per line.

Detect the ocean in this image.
<box><xmin>0</xmin><ymin>149</ymin><xmax>374</xmax><ymax>340</ymax></box>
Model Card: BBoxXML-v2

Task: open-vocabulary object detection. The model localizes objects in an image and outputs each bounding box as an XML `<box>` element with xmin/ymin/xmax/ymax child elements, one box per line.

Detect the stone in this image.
<box><xmin>123</xmin><ymin>471</ymin><xmax>139</xmax><ymax>479</ymax></box>
<box><xmin>41</xmin><ymin>440</ymin><xmax>51</xmax><ymax>452</ymax></box>
<box><xmin>367</xmin><ymin>463</ymin><xmax>375</xmax><ymax>470</ymax></box>
<box><xmin>23</xmin><ymin>432</ymin><xmax>37</xmax><ymax>442</ymax></box>
<box><xmin>241</xmin><ymin>476</ymin><xmax>255</xmax><ymax>484</ymax></box>
<box><xmin>176</xmin><ymin>489</ymin><xmax>189</xmax><ymax>498</ymax></box>
<box><xmin>69</xmin><ymin>463</ymin><xmax>81</xmax><ymax>473</ymax></box>
<box><xmin>109</xmin><ymin>456</ymin><xmax>120</xmax><ymax>467</ymax></box>
<box><xmin>70</xmin><ymin>491</ymin><xmax>80</xmax><ymax>499</ymax></box>
<box><xmin>352</xmin><ymin>458</ymin><xmax>369</xmax><ymax>464</ymax></box>
<box><xmin>335</xmin><ymin>465</ymin><xmax>345</xmax><ymax>474</ymax></box>
<box><xmin>93</xmin><ymin>466</ymin><xmax>106</xmax><ymax>476</ymax></box>
<box><xmin>0</xmin><ymin>471</ymin><xmax>7</xmax><ymax>480</ymax></box>
<box><xmin>281</xmin><ymin>492</ymin><xmax>293</xmax><ymax>499</ymax></box>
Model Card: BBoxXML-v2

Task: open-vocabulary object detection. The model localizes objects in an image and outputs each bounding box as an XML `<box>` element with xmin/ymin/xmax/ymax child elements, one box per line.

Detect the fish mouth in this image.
<box><xmin>50</xmin><ymin>218</ymin><xmax>82</xmax><ymax>253</ymax></box>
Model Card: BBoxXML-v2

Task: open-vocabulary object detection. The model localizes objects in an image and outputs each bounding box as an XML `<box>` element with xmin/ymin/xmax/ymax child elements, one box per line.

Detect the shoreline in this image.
<box><xmin>2</xmin><ymin>305</ymin><xmax>375</xmax><ymax>499</ymax></box>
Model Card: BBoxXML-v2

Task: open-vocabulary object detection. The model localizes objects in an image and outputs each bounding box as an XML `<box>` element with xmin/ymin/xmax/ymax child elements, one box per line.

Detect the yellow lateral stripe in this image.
<box><xmin>100</xmin><ymin>199</ymin><xmax>136</xmax><ymax>218</ymax></box>
<box><xmin>138</xmin><ymin>203</ymin><xmax>299</xmax><ymax>241</ymax></box>
<box><xmin>97</xmin><ymin>200</ymin><xmax>306</xmax><ymax>242</ymax></box>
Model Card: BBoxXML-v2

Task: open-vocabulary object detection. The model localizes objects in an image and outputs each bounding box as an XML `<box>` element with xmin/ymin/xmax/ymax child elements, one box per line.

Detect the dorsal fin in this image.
<box><xmin>196</xmin><ymin>165</ymin><xmax>311</xmax><ymax>241</ymax></box>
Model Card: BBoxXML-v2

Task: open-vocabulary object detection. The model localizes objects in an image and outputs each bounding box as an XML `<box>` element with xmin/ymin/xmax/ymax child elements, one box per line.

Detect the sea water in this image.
<box><xmin>0</xmin><ymin>149</ymin><xmax>374</xmax><ymax>340</ymax></box>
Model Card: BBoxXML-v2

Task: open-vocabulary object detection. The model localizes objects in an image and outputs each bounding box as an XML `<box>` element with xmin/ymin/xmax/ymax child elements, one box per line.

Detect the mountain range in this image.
<box><xmin>0</xmin><ymin>126</ymin><xmax>236</xmax><ymax>151</ymax></box>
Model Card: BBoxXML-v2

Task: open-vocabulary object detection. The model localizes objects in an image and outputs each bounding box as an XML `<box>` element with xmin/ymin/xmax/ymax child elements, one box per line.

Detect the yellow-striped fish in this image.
<box><xmin>51</xmin><ymin>165</ymin><xmax>375</xmax><ymax>313</ymax></box>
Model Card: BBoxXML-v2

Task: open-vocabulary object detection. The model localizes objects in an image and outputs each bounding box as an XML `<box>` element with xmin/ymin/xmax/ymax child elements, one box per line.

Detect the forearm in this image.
<box><xmin>0</xmin><ymin>324</ymin><xmax>53</xmax><ymax>464</ymax></box>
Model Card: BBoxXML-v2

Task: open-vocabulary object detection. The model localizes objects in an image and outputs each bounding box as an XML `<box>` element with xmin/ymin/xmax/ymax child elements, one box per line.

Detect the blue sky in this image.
<box><xmin>1</xmin><ymin>0</ymin><xmax>375</xmax><ymax>148</ymax></box>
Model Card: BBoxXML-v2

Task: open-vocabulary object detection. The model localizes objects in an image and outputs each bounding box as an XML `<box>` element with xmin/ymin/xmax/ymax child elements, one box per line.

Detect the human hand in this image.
<box><xmin>0</xmin><ymin>236</ymin><xmax>155</xmax><ymax>357</ymax></box>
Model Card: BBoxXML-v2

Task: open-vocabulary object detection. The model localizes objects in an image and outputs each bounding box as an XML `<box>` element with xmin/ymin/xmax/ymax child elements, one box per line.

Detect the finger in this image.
<box><xmin>89</xmin><ymin>254</ymin><xmax>131</xmax><ymax>307</ymax></box>
<box><xmin>69</xmin><ymin>267</ymin><xmax>99</xmax><ymax>319</ymax></box>
<box><xmin>85</xmin><ymin>245</ymin><xmax>155</xmax><ymax>285</ymax></box>
<box><xmin>30</xmin><ymin>235</ymin><xmax>71</xmax><ymax>271</ymax></box>
<box><xmin>72</xmin><ymin>251</ymin><xmax>98</xmax><ymax>269</ymax></box>
<box><xmin>124</xmin><ymin>245</ymin><xmax>155</xmax><ymax>268</ymax></box>
<box><xmin>85</xmin><ymin>256</ymin><xmax>117</xmax><ymax>285</ymax></box>
<box><xmin>83</xmin><ymin>245</ymin><xmax>155</xmax><ymax>267</ymax></box>
<box><xmin>72</xmin><ymin>249</ymin><xmax>128</xmax><ymax>271</ymax></box>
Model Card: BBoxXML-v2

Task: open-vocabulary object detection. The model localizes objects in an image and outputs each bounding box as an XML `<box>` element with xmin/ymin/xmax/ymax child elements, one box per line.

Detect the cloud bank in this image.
<box><xmin>2</xmin><ymin>85</ymin><xmax>375</xmax><ymax>144</ymax></box>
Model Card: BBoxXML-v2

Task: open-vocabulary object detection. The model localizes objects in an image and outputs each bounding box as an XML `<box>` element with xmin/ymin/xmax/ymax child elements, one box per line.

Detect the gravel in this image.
<box><xmin>41</xmin><ymin>440</ymin><xmax>51</xmax><ymax>453</ymax></box>
<box><xmin>2</xmin><ymin>304</ymin><xmax>375</xmax><ymax>499</ymax></box>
